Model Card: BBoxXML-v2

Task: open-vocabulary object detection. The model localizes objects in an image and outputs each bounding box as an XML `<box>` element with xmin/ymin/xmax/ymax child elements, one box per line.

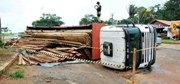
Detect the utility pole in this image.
<box><xmin>111</xmin><ymin>13</ymin><xmax>115</xmax><ymax>25</ymax></box>
<box><xmin>0</xmin><ymin>17</ymin><xmax>1</xmax><ymax>40</ymax></box>
<box><xmin>138</xmin><ymin>12</ymin><xmax>139</xmax><ymax>24</ymax></box>
<box><xmin>111</xmin><ymin>13</ymin><xmax>114</xmax><ymax>20</ymax></box>
<box><xmin>0</xmin><ymin>17</ymin><xmax>1</xmax><ymax>35</ymax></box>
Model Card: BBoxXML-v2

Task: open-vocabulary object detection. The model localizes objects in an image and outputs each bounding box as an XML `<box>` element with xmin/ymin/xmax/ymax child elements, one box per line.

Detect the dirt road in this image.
<box><xmin>135</xmin><ymin>44</ymin><xmax>180</xmax><ymax>84</ymax></box>
<box><xmin>0</xmin><ymin>44</ymin><xmax>180</xmax><ymax>84</ymax></box>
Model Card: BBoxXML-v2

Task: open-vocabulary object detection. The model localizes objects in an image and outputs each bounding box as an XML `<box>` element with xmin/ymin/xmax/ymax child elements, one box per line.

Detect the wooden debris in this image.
<box><xmin>14</xmin><ymin>27</ymin><xmax>92</xmax><ymax>65</ymax></box>
<box><xmin>55</xmin><ymin>47</ymin><xmax>77</xmax><ymax>51</ymax></box>
<box><xmin>45</xmin><ymin>49</ymin><xmax>71</xmax><ymax>56</ymax></box>
<box><xmin>18</xmin><ymin>54</ymin><xmax>26</xmax><ymax>65</ymax></box>
<box><xmin>21</xmin><ymin>55</ymin><xmax>37</xmax><ymax>65</ymax></box>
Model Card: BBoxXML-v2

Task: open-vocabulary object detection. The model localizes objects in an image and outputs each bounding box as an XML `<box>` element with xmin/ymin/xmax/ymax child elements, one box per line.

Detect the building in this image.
<box><xmin>151</xmin><ymin>19</ymin><xmax>180</xmax><ymax>38</ymax></box>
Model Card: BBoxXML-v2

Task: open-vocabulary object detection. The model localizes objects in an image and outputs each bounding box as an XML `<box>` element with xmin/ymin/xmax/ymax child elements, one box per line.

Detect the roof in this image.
<box><xmin>151</xmin><ymin>19</ymin><xmax>180</xmax><ymax>26</ymax></box>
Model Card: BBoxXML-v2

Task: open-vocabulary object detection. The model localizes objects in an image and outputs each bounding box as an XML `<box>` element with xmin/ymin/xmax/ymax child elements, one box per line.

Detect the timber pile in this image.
<box><xmin>14</xmin><ymin>28</ymin><xmax>92</xmax><ymax>65</ymax></box>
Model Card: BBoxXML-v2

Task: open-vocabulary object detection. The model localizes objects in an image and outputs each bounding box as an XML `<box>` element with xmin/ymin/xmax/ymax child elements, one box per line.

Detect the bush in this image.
<box><xmin>0</xmin><ymin>39</ymin><xmax>3</xmax><ymax>47</ymax></box>
<box><xmin>163</xmin><ymin>36</ymin><xmax>170</xmax><ymax>39</ymax></box>
<box><xmin>10</xmin><ymin>70</ymin><xmax>24</xmax><ymax>79</ymax></box>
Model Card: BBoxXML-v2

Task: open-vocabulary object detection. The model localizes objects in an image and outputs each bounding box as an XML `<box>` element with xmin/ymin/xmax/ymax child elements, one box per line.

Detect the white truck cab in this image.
<box><xmin>100</xmin><ymin>24</ymin><xmax>156</xmax><ymax>69</ymax></box>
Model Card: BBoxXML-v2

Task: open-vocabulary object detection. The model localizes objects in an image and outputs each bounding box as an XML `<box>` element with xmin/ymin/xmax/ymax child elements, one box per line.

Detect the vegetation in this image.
<box><xmin>10</xmin><ymin>69</ymin><xmax>24</xmax><ymax>79</ymax></box>
<box><xmin>128</xmin><ymin>5</ymin><xmax>154</xmax><ymax>24</ymax></box>
<box><xmin>104</xmin><ymin>18</ymin><xmax>122</xmax><ymax>25</ymax></box>
<box><xmin>32</xmin><ymin>13</ymin><xmax>64</xmax><ymax>27</ymax></box>
<box><xmin>153</xmin><ymin>0</ymin><xmax>180</xmax><ymax>20</ymax></box>
<box><xmin>0</xmin><ymin>48</ymin><xmax>14</xmax><ymax>61</ymax></box>
<box><xmin>127</xmin><ymin>0</ymin><xmax>180</xmax><ymax>24</ymax></box>
<box><xmin>0</xmin><ymin>39</ymin><xmax>3</xmax><ymax>47</ymax></box>
<box><xmin>162</xmin><ymin>39</ymin><xmax>180</xmax><ymax>43</ymax></box>
<box><xmin>1</xmin><ymin>69</ymin><xmax>9</xmax><ymax>76</ymax></box>
<box><xmin>128</xmin><ymin>4</ymin><xmax>138</xmax><ymax>24</ymax></box>
<box><xmin>79</xmin><ymin>14</ymin><xmax>125</xmax><ymax>25</ymax></box>
<box><xmin>79</xmin><ymin>14</ymin><xmax>98</xmax><ymax>25</ymax></box>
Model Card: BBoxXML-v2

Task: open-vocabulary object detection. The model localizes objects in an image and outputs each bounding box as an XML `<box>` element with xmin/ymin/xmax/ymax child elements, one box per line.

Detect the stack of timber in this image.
<box><xmin>15</xmin><ymin>26</ymin><xmax>93</xmax><ymax>64</ymax></box>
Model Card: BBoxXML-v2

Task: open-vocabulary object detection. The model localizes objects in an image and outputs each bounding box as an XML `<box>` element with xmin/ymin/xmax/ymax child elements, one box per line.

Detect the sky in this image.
<box><xmin>0</xmin><ymin>0</ymin><xmax>168</xmax><ymax>33</ymax></box>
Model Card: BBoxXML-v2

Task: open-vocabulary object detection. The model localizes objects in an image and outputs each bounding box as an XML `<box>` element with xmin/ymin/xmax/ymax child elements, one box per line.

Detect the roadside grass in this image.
<box><xmin>0</xmin><ymin>48</ymin><xmax>14</xmax><ymax>63</ymax></box>
<box><xmin>162</xmin><ymin>39</ymin><xmax>180</xmax><ymax>43</ymax></box>
<box><xmin>0</xmin><ymin>33</ymin><xmax>16</xmax><ymax>37</ymax></box>
<box><xmin>0</xmin><ymin>69</ymin><xmax>9</xmax><ymax>76</ymax></box>
<box><xmin>10</xmin><ymin>69</ymin><xmax>24</xmax><ymax>79</ymax></box>
<box><xmin>1</xmin><ymin>69</ymin><xmax>25</xmax><ymax>79</ymax></box>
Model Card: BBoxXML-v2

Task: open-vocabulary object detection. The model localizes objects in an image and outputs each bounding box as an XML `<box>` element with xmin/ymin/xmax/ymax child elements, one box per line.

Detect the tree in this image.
<box><xmin>128</xmin><ymin>4</ymin><xmax>138</xmax><ymax>23</ymax></box>
<box><xmin>152</xmin><ymin>0</ymin><xmax>180</xmax><ymax>20</ymax></box>
<box><xmin>79</xmin><ymin>14</ymin><xmax>98</xmax><ymax>25</ymax></box>
<box><xmin>32</xmin><ymin>13</ymin><xmax>64</xmax><ymax>27</ymax></box>
<box><xmin>127</xmin><ymin>4</ymin><xmax>155</xmax><ymax>24</ymax></box>
<box><xmin>128</xmin><ymin>4</ymin><xmax>138</xmax><ymax>17</ymax></box>
<box><xmin>138</xmin><ymin>7</ymin><xmax>154</xmax><ymax>24</ymax></box>
<box><xmin>164</xmin><ymin>0</ymin><xmax>180</xmax><ymax>20</ymax></box>
<box><xmin>104</xmin><ymin>18</ymin><xmax>121</xmax><ymax>25</ymax></box>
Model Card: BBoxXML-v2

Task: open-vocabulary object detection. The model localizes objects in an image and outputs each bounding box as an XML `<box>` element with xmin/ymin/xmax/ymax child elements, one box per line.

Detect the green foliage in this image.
<box><xmin>162</xmin><ymin>39</ymin><xmax>180</xmax><ymax>43</ymax></box>
<box><xmin>164</xmin><ymin>0</ymin><xmax>180</xmax><ymax>20</ymax></box>
<box><xmin>0</xmin><ymin>39</ymin><xmax>3</xmax><ymax>47</ymax></box>
<box><xmin>152</xmin><ymin>0</ymin><xmax>180</xmax><ymax>20</ymax></box>
<box><xmin>128</xmin><ymin>4</ymin><xmax>138</xmax><ymax>17</ymax></box>
<box><xmin>10</xmin><ymin>70</ymin><xmax>24</xmax><ymax>79</ymax></box>
<box><xmin>104</xmin><ymin>18</ymin><xmax>121</xmax><ymax>25</ymax></box>
<box><xmin>32</xmin><ymin>13</ymin><xmax>64</xmax><ymax>27</ymax></box>
<box><xmin>128</xmin><ymin>16</ymin><xmax>138</xmax><ymax>24</ymax></box>
<box><xmin>128</xmin><ymin>5</ymin><xmax>155</xmax><ymax>24</ymax></box>
<box><xmin>120</xmin><ymin>19</ymin><xmax>134</xmax><ymax>24</ymax></box>
<box><xmin>79</xmin><ymin>14</ymin><xmax>98</xmax><ymax>25</ymax></box>
<box><xmin>138</xmin><ymin>7</ymin><xmax>154</xmax><ymax>24</ymax></box>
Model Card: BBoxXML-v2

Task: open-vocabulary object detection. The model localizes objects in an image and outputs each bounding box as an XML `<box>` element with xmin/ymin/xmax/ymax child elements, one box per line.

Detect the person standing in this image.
<box><xmin>94</xmin><ymin>1</ymin><xmax>101</xmax><ymax>22</ymax></box>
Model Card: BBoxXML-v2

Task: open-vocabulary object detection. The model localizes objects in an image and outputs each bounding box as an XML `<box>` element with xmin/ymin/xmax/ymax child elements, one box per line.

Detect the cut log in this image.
<box><xmin>18</xmin><ymin>54</ymin><xmax>26</xmax><ymax>65</ymax></box>
<box><xmin>55</xmin><ymin>47</ymin><xmax>77</xmax><ymax>51</ymax></box>
<box><xmin>40</xmin><ymin>50</ymin><xmax>60</xmax><ymax>59</ymax></box>
<box><xmin>40</xmin><ymin>50</ymin><xmax>66</xmax><ymax>61</ymax></box>
<box><xmin>21</xmin><ymin>57</ymin><xmax>26</xmax><ymax>65</ymax></box>
<box><xmin>66</xmin><ymin>50</ymin><xmax>79</xmax><ymax>54</ymax></box>
<box><xmin>22</xmin><ymin>55</ymin><xmax>37</xmax><ymax>65</ymax></box>
<box><xmin>18</xmin><ymin>54</ymin><xmax>22</xmax><ymax>65</ymax></box>
<box><xmin>30</xmin><ymin>33</ymin><xmax>91</xmax><ymax>45</ymax></box>
<box><xmin>36</xmin><ymin>55</ymin><xmax>59</xmax><ymax>62</ymax></box>
<box><xmin>76</xmin><ymin>53</ymin><xmax>82</xmax><ymax>57</ymax></box>
<box><xmin>29</xmin><ymin>56</ymin><xmax>45</xmax><ymax>63</ymax></box>
<box><xmin>45</xmin><ymin>49</ymin><xmax>71</xmax><ymax>56</ymax></box>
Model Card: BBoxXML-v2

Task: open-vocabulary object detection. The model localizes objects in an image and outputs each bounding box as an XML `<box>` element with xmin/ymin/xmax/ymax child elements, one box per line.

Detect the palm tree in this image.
<box><xmin>138</xmin><ymin>7</ymin><xmax>154</xmax><ymax>24</ymax></box>
<box><xmin>128</xmin><ymin>4</ymin><xmax>138</xmax><ymax>23</ymax></box>
<box><xmin>128</xmin><ymin>4</ymin><xmax>138</xmax><ymax>17</ymax></box>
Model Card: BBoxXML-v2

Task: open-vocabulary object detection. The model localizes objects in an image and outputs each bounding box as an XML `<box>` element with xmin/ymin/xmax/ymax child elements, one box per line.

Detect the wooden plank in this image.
<box><xmin>45</xmin><ymin>49</ymin><xmax>71</xmax><ymax>56</ymax></box>
<box><xmin>29</xmin><ymin>56</ymin><xmax>45</xmax><ymax>63</ymax></box>
<box><xmin>36</xmin><ymin>55</ymin><xmax>59</xmax><ymax>62</ymax></box>
<box><xmin>55</xmin><ymin>47</ymin><xmax>77</xmax><ymax>51</ymax></box>
<box><xmin>22</xmin><ymin>55</ymin><xmax>37</xmax><ymax>65</ymax></box>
